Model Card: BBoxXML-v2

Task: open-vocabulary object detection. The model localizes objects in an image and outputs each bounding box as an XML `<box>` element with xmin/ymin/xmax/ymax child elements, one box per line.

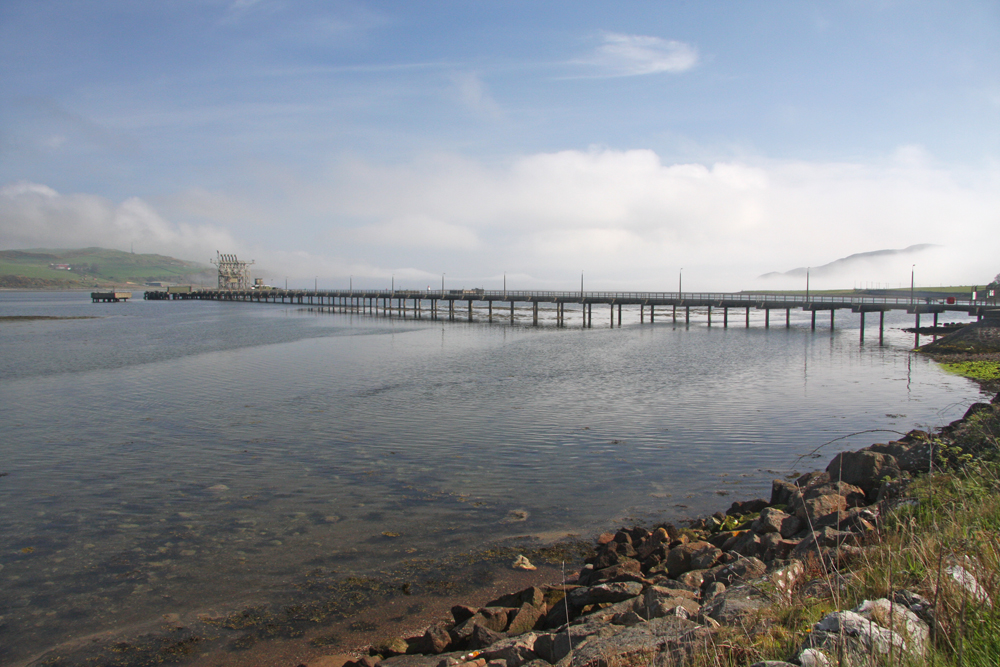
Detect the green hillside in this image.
<box><xmin>0</xmin><ymin>247</ymin><xmax>214</xmax><ymax>288</ymax></box>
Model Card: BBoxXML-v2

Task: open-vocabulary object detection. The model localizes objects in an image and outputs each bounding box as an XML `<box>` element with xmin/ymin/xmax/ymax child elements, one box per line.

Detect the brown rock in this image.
<box><xmin>826</xmin><ymin>450</ymin><xmax>902</xmax><ymax>495</ymax></box>
<box><xmin>588</xmin><ymin>558</ymin><xmax>641</xmax><ymax>584</ymax></box>
<box><xmin>793</xmin><ymin>493</ymin><xmax>848</xmax><ymax>522</ymax></box>
<box><xmin>505</xmin><ymin>604</ymin><xmax>544</xmax><ymax>636</ymax></box>
<box><xmin>726</xmin><ymin>498</ymin><xmax>770</xmax><ymax>516</ymax></box>
<box><xmin>676</xmin><ymin>569</ymin><xmax>705</xmax><ymax>589</ymax></box>
<box><xmin>701</xmin><ymin>556</ymin><xmax>766</xmax><ymax>588</ymax></box>
<box><xmin>665</xmin><ymin>540</ymin><xmax>713</xmax><ymax>578</ymax></box>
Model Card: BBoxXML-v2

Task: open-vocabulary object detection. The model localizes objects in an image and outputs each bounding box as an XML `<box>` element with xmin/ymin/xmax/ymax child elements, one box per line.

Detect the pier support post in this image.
<box><xmin>786</xmin><ymin>308</ymin><xmax>790</xmax><ymax>328</ymax></box>
<box><xmin>617</xmin><ymin>303</ymin><xmax>622</xmax><ymax>326</ymax></box>
<box><xmin>860</xmin><ymin>311</ymin><xmax>866</xmax><ymax>343</ymax></box>
<box><xmin>811</xmin><ymin>310</ymin><xmax>816</xmax><ymax>330</ymax></box>
<box><xmin>510</xmin><ymin>301</ymin><xmax>514</xmax><ymax>324</ymax></box>
<box><xmin>651</xmin><ymin>305</ymin><xmax>655</xmax><ymax>322</ymax></box>
<box><xmin>488</xmin><ymin>300</ymin><xmax>492</xmax><ymax>322</ymax></box>
<box><xmin>468</xmin><ymin>300</ymin><xmax>473</xmax><ymax>322</ymax></box>
<box><xmin>685</xmin><ymin>306</ymin><xmax>690</xmax><ymax>325</ymax></box>
<box><xmin>640</xmin><ymin>304</ymin><xmax>644</xmax><ymax>323</ymax></box>
<box><xmin>449</xmin><ymin>299</ymin><xmax>454</xmax><ymax>320</ymax></box>
<box><xmin>724</xmin><ymin>307</ymin><xmax>728</xmax><ymax>328</ymax></box>
<box><xmin>830</xmin><ymin>310</ymin><xmax>835</xmax><ymax>330</ymax></box>
<box><xmin>765</xmin><ymin>309</ymin><xmax>770</xmax><ymax>329</ymax></box>
<box><xmin>933</xmin><ymin>312</ymin><xmax>939</xmax><ymax>340</ymax></box>
<box><xmin>707</xmin><ymin>305</ymin><xmax>712</xmax><ymax>326</ymax></box>
<box><xmin>879</xmin><ymin>311</ymin><xmax>885</xmax><ymax>345</ymax></box>
<box><xmin>672</xmin><ymin>304</ymin><xmax>676</xmax><ymax>322</ymax></box>
<box><xmin>610</xmin><ymin>303</ymin><xmax>614</xmax><ymax>327</ymax></box>
<box><xmin>533</xmin><ymin>302</ymin><xmax>539</xmax><ymax>326</ymax></box>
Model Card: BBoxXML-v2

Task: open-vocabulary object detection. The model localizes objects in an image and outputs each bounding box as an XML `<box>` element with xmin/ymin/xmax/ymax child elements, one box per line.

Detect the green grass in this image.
<box><xmin>940</xmin><ymin>361</ymin><xmax>1000</xmax><ymax>381</ymax></box>
<box><xmin>0</xmin><ymin>247</ymin><xmax>211</xmax><ymax>286</ymax></box>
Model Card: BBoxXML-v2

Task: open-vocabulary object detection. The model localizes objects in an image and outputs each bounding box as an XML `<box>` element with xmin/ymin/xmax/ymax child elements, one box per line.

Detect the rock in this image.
<box><xmin>943</xmin><ymin>563</ymin><xmax>992</xmax><ymax>604</ymax></box>
<box><xmin>766</xmin><ymin>560</ymin><xmax>805</xmax><ymax>602</ymax></box>
<box><xmin>689</xmin><ymin>544</ymin><xmax>722</xmax><ymax>570</ymax></box>
<box><xmin>676</xmin><ymin>570</ymin><xmax>705</xmax><ymax>589</ymax></box>
<box><xmin>789</xmin><ymin>527</ymin><xmax>856</xmax><ymax>561</ymax></box>
<box><xmin>636</xmin><ymin>527</ymin><xmax>670</xmax><ymax>560</ymax></box>
<box><xmin>796</xmin><ymin>648</ymin><xmax>830</xmax><ymax>667</ymax></box>
<box><xmin>893</xmin><ymin>590</ymin><xmax>935</xmax><ymax>627</ymax></box>
<box><xmin>868</xmin><ymin>440</ymin><xmax>932</xmax><ymax>473</ymax></box>
<box><xmin>703</xmin><ymin>582</ymin><xmax>726</xmax><ymax>599</ymax></box>
<box><xmin>480</xmin><ymin>633</ymin><xmax>539</xmax><ymax>667</ymax></box>
<box><xmin>532</xmin><ymin>619</ymin><xmax>623</xmax><ymax>663</ymax></box>
<box><xmin>825</xmin><ymin>450</ymin><xmax>902</xmax><ymax>496</ymax></box>
<box><xmin>726</xmin><ymin>498</ymin><xmax>770</xmax><ymax>515</ymax></box>
<box><xmin>586</xmin><ymin>558</ymin><xmax>641</xmax><ymax>584</ymax></box>
<box><xmin>751</xmin><ymin>507</ymin><xmax>793</xmax><ymax>535</ymax></box>
<box><xmin>639</xmin><ymin>586</ymin><xmax>701</xmax><ymax>619</ymax></box>
<box><xmin>795</xmin><ymin>471</ymin><xmax>830</xmax><ymax>489</ymax></box>
<box><xmin>791</xmin><ymin>494</ymin><xmax>847</xmax><ymax>523</ymax></box>
<box><xmin>567</xmin><ymin>616</ymin><xmax>709</xmax><ymax>667</ymax></box>
<box><xmin>770</xmin><ymin>479</ymin><xmax>798</xmax><ymax>506</ymax></box>
<box><xmin>506</xmin><ymin>604</ymin><xmax>544</xmax><ymax>636</ymax></box>
<box><xmin>467</xmin><ymin>624</ymin><xmax>506</xmax><ymax>650</ymax></box>
<box><xmin>567</xmin><ymin>581</ymin><xmax>643</xmax><ymax>607</ymax></box>
<box><xmin>415</xmin><ymin>622</ymin><xmax>453</xmax><ymax>654</ymax></box>
<box><xmin>612</xmin><ymin>609</ymin><xmax>647</xmax><ymax>626</ymax></box>
<box><xmin>487</xmin><ymin>587</ymin><xmax>545</xmax><ymax>611</ymax></box>
<box><xmin>803</xmin><ymin>610</ymin><xmax>907</xmax><ymax>663</ymax></box>
<box><xmin>380</xmin><ymin>653</ymin><xmax>467</xmax><ymax>667</ymax></box>
<box><xmin>372</xmin><ymin>637</ymin><xmax>410</xmax><ymax>657</ymax></box>
<box><xmin>664</xmin><ymin>541</ymin><xmax>714</xmax><ymax>578</ymax></box>
<box><xmin>452</xmin><ymin>606</ymin><xmax>478</xmax><ymax>625</ymax></box>
<box><xmin>854</xmin><ymin>598</ymin><xmax>929</xmax><ymax>653</ymax></box>
<box><xmin>727</xmin><ymin>531</ymin><xmax>764</xmax><ymax>559</ymax></box>
<box><xmin>749</xmin><ymin>663</ymin><xmax>798</xmax><ymax>667</ymax></box>
<box><xmin>700</xmin><ymin>584</ymin><xmax>770</xmax><ymax>626</ymax></box>
<box><xmin>511</xmin><ymin>555</ymin><xmax>535</xmax><ymax>571</ymax></box>
<box><xmin>702</xmin><ymin>556</ymin><xmax>766</xmax><ymax>588</ymax></box>
<box><xmin>450</xmin><ymin>609</ymin><xmax>512</xmax><ymax>646</ymax></box>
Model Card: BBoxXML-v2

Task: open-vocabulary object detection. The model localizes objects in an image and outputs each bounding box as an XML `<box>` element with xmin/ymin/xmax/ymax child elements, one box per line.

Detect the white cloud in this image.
<box><xmin>451</xmin><ymin>72</ymin><xmax>503</xmax><ymax>119</ymax></box>
<box><xmin>310</xmin><ymin>148</ymin><xmax>1000</xmax><ymax>290</ymax></box>
<box><xmin>347</xmin><ymin>214</ymin><xmax>480</xmax><ymax>251</ymax></box>
<box><xmin>0</xmin><ymin>181</ymin><xmax>238</xmax><ymax>261</ymax></box>
<box><xmin>578</xmin><ymin>33</ymin><xmax>699</xmax><ymax>77</ymax></box>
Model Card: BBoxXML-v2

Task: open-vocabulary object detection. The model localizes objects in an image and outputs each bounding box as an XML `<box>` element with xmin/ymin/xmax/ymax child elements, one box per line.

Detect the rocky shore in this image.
<box><xmin>331</xmin><ymin>391</ymin><xmax>1000</xmax><ymax>667</ymax></box>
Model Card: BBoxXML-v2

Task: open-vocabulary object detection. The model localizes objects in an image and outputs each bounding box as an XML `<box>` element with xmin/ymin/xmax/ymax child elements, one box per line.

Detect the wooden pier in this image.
<box><xmin>150</xmin><ymin>287</ymin><xmax>999</xmax><ymax>345</ymax></box>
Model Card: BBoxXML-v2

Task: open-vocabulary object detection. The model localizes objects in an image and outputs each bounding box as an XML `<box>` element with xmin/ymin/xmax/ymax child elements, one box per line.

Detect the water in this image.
<box><xmin>0</xmin><ymin>291</ymin><xmax>988</xmax><ymax>665</ymax></box>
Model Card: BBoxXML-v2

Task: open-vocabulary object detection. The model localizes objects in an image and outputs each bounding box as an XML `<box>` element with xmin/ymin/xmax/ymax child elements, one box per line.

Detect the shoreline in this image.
<box><xmin>26</xmin><ymin>381</ymin><xmax>1000</xmax><ymax>667</ymax></box>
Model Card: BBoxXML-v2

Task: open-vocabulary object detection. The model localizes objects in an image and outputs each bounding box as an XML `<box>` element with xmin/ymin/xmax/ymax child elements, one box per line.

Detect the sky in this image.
<box><xmin>1</xmin><ymin>1</ymin><xmax>998</xmax><ymax>291</ymax></box>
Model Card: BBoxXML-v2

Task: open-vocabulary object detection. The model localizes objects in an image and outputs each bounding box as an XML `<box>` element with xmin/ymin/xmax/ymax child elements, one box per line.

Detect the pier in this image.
<box><xmin>91</xmin><ymin>291</ymin><xmax>132</xmax><ymax>303</ymax></box>
<box><xmin>150</xmin><ymin>287</ymin><xmax>998</xmax><ymax>345</ymax></box>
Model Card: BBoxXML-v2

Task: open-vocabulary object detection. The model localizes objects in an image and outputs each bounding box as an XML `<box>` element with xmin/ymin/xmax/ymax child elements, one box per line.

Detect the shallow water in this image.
<box><xmin>0</xmin><ymin>291</ymin><xmax>988</xmax><ymax>665</ymax></box>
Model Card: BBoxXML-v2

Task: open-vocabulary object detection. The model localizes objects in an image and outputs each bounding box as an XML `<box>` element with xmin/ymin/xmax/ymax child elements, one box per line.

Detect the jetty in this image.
<box><xmin>90</xmin><ymin>291</ymin><xmax>132</xmax><ymax>303</ymax></box>
<box><xmin>148</xmin><ymin>287</ymin><xmax>998</xmax><ymax>344</ymax></box>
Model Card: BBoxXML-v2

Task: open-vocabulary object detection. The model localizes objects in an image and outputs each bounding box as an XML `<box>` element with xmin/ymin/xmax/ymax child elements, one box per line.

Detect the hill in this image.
<box><xmin>0</xmin><ymin>247</ymin><xmax>214</xmax><ymax>288</ymax></box>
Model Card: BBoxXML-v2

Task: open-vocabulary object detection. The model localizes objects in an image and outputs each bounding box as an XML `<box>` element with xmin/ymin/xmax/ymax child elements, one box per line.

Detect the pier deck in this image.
<box><xmin>148</xmin><ymin>287</ymin><xmax>998</xmax><ymax>345</ymax></box>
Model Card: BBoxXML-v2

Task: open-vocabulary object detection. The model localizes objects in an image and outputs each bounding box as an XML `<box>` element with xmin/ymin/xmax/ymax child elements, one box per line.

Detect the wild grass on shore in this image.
<box><xmin>676</xmin><ymin>402</ymin><xmax>1000</xmax><ymax>667</ymax></box>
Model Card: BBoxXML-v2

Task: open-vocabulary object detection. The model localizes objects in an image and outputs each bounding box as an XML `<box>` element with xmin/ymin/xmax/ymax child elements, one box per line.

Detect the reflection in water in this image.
<box><xmin>0</xmin><ymin>291</ymin><xmax>987</xmax><ymax>665</ymax></box>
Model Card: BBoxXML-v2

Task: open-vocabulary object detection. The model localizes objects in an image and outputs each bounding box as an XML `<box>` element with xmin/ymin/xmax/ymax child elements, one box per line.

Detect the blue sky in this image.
<box><xmin>1</xmin><ymin>1</ymin><xmax>998</xmax><ymax>289</ymax></box>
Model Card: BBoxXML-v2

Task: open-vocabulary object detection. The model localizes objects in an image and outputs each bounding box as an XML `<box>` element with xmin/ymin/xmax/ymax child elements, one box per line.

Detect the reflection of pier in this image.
<box><xmin>157</xmin><ymin>288</ymin><xmax>998</xmax><ymax>345</ymax></box>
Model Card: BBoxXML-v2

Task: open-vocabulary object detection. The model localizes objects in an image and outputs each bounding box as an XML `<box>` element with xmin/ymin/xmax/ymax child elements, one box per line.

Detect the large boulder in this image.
<box><xmin>566</xmin><ymin>616</ymin><xmax>710</xmax><ymax>667</ymax></box>
<box><xmin>699</xmin><ymin>584</ymin><xmax>771</xmax><ymax>626</ymax></box>
<box><xmin>825</xmin><ymin>450</ymin><xmax>902</xmax><ymax>496</ymax></box>
<box><xmin>567</xmin><ymin>581</ymin><xmax>643</xmax><ymax>607</ymax></box>
<box><xmin>665</xmin><ymin>541</ymin><xmax>714</xmax><ymax>578</ymax></box>
<box><xmin>701</xmin><ymin>556</ymin><xmax>767</xmax><ymax>588</ymax></box>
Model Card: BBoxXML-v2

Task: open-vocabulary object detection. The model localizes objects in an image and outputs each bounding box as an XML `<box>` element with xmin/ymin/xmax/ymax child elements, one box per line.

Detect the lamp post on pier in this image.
<box><xmin>806</xmin><ymin>268</ymin><xmax>810</xmax><ymax>303</ymax></box>
<box><xmin>679</xmin><ymin>268</ymin><xmax>683</xmax><ymax>296</ymax></box>
<box><xmin>910</xmin><ymin>265</ymin><xmax>915</xmax><ymax>306</ymax></box>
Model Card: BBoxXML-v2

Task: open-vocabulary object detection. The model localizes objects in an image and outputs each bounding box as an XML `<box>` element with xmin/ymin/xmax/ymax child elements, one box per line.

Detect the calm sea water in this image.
<box><xmin>0</xmin><ymin>291</ymin><xmax>988</xmax><ymax>664</ymax></box>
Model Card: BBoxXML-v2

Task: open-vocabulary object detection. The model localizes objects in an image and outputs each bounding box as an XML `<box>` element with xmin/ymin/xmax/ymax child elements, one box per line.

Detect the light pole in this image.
<box><xmin>441</xmin><ymin>273</ymin><xmax>445</xmax><ymax>293</ymax></box>
<box><xmin>350</xmin><ymin>275</ymin><xmax>352</xmax><ymax>293</ymax></box>
<box><xmin>679</xmin><ymin>268</ymin><xmax>683</xmax><ymax>295</ymax></box>
<box><xmin>910</xmin><ymin>265</ymin><xmax>915</xmax><ymax>305</ymax></box>
<box><xmin>581</xmin><ymin>272</ymin><xmax>584</xmax><ymax>298</ymax></box>
<box><xmin>503</xmin><ymin>273</ymin><xmax>506</xmax><ymax>299</ymax></box>
<box><xmin>806</xmin><ymin>268</ymin><xmax>810</xmax><ymax>302</ymax></box>
<box><xmin>315</xmin><ymin>276</ymin><xmax>317</xmax><ymax>292</ymax></box>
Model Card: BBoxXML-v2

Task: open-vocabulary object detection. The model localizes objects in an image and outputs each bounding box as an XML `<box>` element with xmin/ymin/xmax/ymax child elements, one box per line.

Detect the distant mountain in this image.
<box><xmin>759</xmin><ymin>244</ymin><xmax>940</xmax><ymax>279</ymax></box>
<box><xmin>0</xmin><ymin>247</ymin><xmax>214</xmax><ymax>288</ymax></box>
